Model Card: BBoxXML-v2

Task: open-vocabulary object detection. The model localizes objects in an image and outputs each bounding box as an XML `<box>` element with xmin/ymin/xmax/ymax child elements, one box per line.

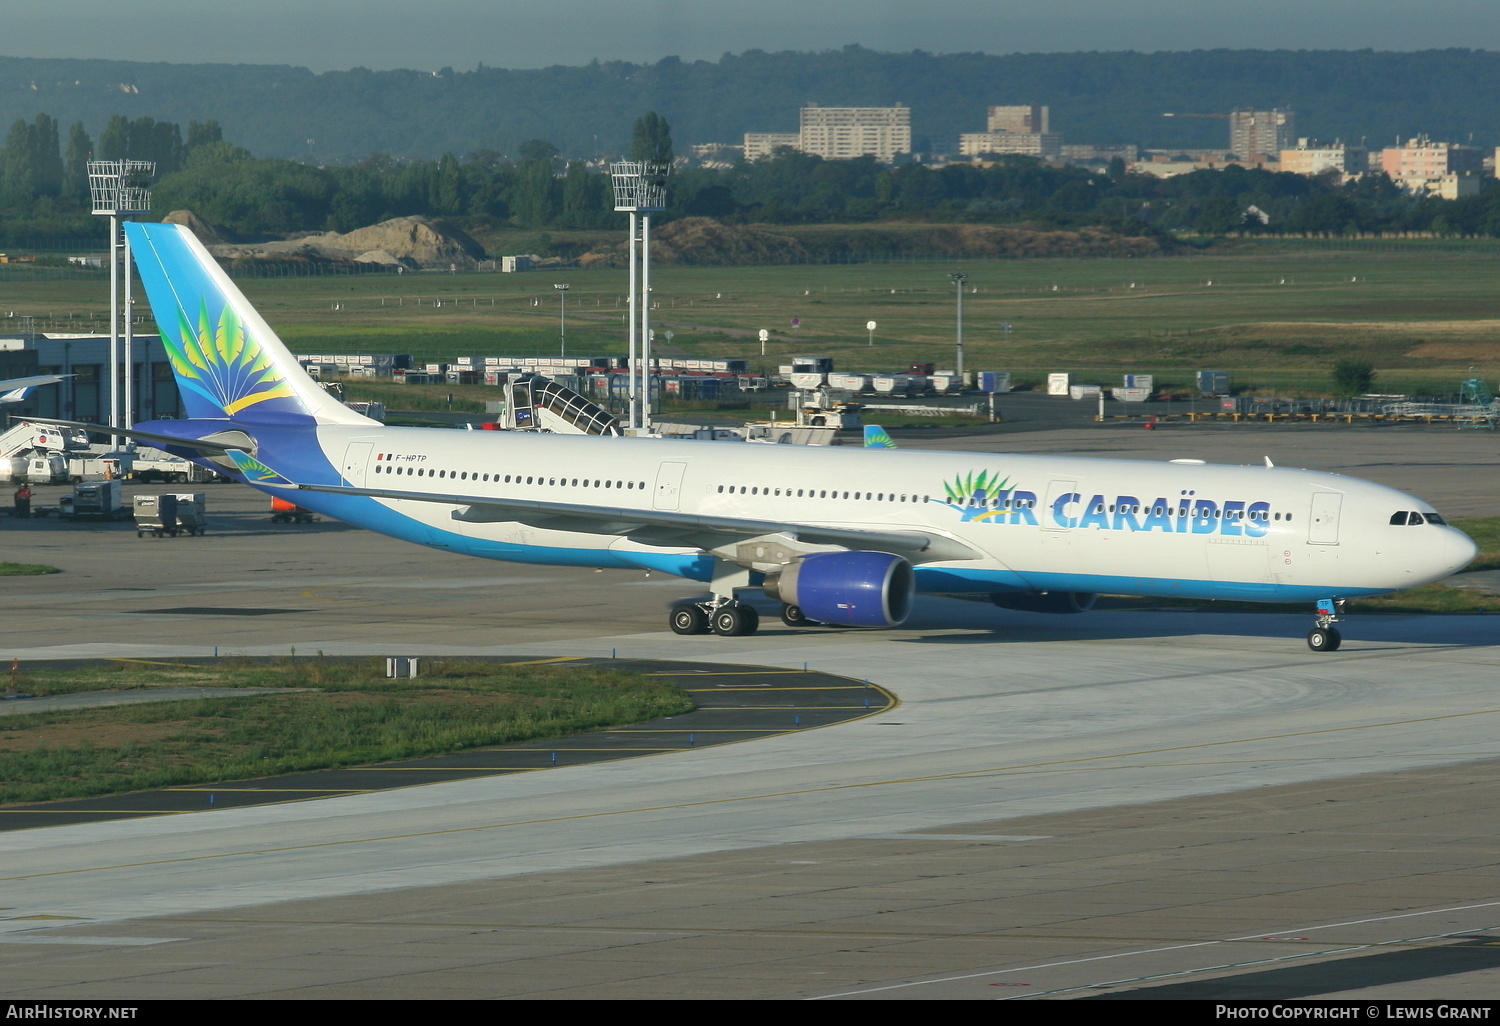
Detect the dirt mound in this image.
<box><xmin>161</xmin><ymin>209</ymin><xmax>235</xmax><ymax>246</ymax></box>
<box><xmin>578</xmin><ymin>217</ymin><xmax>809</xmax><ymax>267</ymax></box>
<box><xmin>205</xmin><ymin>216</ymin><xmax>487</xmax><ymax>269</ymax></box>
<box><xmin>336</xmin><ymin>217</ymin><xmax>486</xmax><ymax>267</ymax></box>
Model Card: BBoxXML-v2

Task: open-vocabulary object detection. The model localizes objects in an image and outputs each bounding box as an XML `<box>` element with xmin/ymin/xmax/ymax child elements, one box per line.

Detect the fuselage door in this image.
<box><xmin>1308</xmin><ymin>491</ymin><xmax>1342</xmax><ymax>545</ymax></box>
<box><xmin>654</xmin><ymin>461</ymin><xmax>687</xmax><ymax>511</ymax></box>
<box><xmin>1041</xmin><ymin>479</ymin><xmax>1079</xmax><ymax>532</ymax></box>
<box><xmin>342</xmin><ymin>442</ymin><xmax>373</xmax><ymax>488</ymax></box>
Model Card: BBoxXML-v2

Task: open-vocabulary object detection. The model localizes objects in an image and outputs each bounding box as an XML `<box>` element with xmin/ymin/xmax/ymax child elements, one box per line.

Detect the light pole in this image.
<box><xmin>609</xmin><ymin>160</ymin><xmax>669</xmax><ymax>430</ymax></box>
<box><xmin>948</xmin><ymin>273</ymin><xmax>968</xmax><ymax>382</ymax></box>
<box><xmin>88</xmin><ymin>159</ymin><xmax>153</xmax><ymax>445</ymax></box>
<box><xmin>553</xmin><ymin>283</ymin><xmax>569</xmax><ymax>359</ymax></box>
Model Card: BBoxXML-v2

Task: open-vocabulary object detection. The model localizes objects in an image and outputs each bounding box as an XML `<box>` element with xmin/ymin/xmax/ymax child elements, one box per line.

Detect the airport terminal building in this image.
<box><xmin>0</xmin><ymin>333</ymin><xmax>185</xmax><ymax>423</ymax></box>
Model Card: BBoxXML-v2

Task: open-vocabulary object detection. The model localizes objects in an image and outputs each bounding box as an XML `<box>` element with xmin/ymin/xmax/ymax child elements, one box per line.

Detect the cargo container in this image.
<box><xmin>1197</xmin><ymin>370</ymin><xmax>1230</xmax><ymax>395</ymax></box>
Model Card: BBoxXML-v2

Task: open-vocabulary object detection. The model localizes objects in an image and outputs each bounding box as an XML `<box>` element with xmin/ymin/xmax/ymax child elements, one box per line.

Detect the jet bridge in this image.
<box><xmin>499</xmin><ymin>375</ymin><xmax>620</xmax><ymax>436</ymax></box>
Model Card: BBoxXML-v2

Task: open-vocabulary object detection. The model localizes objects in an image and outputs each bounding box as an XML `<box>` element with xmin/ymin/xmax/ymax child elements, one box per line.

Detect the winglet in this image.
<box><xmin>863</xmin><ymin>425</ymin><xmax>897</xmax><ymax>449</ymax></box>
<box><xmin>225</xmin><ymin>449</ymin><xmax>294</xmax><ymax>487</ymax></box>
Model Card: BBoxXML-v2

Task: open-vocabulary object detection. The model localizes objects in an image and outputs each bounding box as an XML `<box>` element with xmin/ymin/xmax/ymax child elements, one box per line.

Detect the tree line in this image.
<box><xmin>5</xmin><ymin>49</ymin><xmax>1500</xmax><ymax>164</ymax></box>
<box><xmin>3</xmin><ymin>110</ymin><xmax>1499</xmax><ymax>250</ymax></box>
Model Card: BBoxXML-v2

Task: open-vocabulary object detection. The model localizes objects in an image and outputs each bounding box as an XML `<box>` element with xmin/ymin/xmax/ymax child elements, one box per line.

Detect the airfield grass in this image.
<box><xmin>9</xmin><ymin>239</ymin><xmax>1500</xmax><ymax>397</ymax></box>
<box><xmin>0</xmin><ymin>562</ymin><xmax>60</xmax><ymax>575</ymax></box>
<box><xmin>0</xmin><ymin>657</ymin><xmax>693</xmax><ymax>804</ymax></box>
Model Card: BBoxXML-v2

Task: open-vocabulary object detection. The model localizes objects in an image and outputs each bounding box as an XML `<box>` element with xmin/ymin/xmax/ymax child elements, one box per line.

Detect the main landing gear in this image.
<box><xmin>1307</xmin><ymin>598</ymin><xmax>1345</xmax><ymax>652</ymax></box>
<box><xmin>668</xmin><ymin>599</ymin><xmax>824</xmax><ymax>637</ymax></box>
<box><xmin>669</xmin><ymin>560</ymin><xmax>767</xmax><ymax>638</ymax></box>
<box><xmin>779</xmin><ymin>603</ymin><xmax>822</xmax><ymax>628</ymax></box>
<box><xmin>670</xmin><ymin>599</ymin><xmax>760</xmax><ymax>637</ymax></box>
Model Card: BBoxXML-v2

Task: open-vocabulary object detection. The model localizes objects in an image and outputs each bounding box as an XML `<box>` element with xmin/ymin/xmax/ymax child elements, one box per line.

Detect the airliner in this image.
<box><xmin>87</xmin><ymin>223</ymin><xmax>1477</xmax><ymax>652</ymax></box>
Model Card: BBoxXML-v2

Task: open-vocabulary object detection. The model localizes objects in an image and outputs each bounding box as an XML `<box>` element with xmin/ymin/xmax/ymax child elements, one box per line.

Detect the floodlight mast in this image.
<box><xmin>948</xmin><ymin>272</ymin><xmax>968</xmax><ymax>382</ymax></box>
<box><xmin>609</xmin><ymin>161</ymin><xmax>668</xmax><ymax>430</ymax></box>
<box><xmin>89</xmin><ymin>160</ymin><xmax>154</xmax><ymax>446</ymax></box>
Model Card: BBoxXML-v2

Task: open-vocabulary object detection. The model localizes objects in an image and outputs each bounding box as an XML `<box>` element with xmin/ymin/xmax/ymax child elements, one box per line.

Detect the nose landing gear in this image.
<box><xmin>1307</xmin><ymin>598</ymin><xmax>1344</xmax><ymax>652</ymax></box>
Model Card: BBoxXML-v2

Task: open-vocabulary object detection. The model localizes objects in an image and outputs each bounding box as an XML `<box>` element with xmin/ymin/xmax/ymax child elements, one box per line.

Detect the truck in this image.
<box><xmin>0</xmin><ymin>454</ymin><xmax>68</xmax><ymax>484</ymax></box>
<box><xmin>129</xmin><ymin>447</ymin><xmax>223</xmax><ymax>484</ymax></box>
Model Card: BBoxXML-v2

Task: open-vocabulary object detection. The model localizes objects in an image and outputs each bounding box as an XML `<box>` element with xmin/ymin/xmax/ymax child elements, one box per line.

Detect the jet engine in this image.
<box><xmin>764</xmin><ymin>551</ymin><xmax>915</xmax><ymax>628</ymax></box>
<box><xmin>990</xmin><ymin>591</ymin><xmax>1097</xmax><ymax>614</ymax></box>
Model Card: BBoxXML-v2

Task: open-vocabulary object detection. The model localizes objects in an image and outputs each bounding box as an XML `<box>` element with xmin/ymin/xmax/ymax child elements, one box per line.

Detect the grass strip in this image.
<box><xmin>0</xmin><ymin>658</ymin><xmax>693</xmax><ymax>804</ymax></box>
<box><xmin>0</xmin><ymin>562</ymin><xmax>60</xmax><ymax>575</ymax></box>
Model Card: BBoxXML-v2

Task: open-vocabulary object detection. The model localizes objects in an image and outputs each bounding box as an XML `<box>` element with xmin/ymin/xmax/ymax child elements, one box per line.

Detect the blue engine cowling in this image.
<box><xmin>764</xmin><ymin>551</ymin><xmax>915</xmax><ymax>627</ymax></box>
<box><xmin>990</xmin><ymin>591</ymin><xmax>1097</xmax><ymax>614</ymax></box>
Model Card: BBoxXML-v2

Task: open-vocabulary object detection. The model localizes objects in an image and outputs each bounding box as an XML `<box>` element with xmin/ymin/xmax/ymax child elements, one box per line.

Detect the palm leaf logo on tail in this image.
<box><xmin>163</xmin><ymin>300</ymin><xmax>296</xmax><ymax>417</ymax></box>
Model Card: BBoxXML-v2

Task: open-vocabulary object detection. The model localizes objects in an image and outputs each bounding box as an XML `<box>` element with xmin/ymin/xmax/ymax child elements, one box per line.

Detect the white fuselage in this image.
<box><xmin>288</xmin><ymin>427</ymin><xmax>1475</xmax><ymax>602</ymax></box>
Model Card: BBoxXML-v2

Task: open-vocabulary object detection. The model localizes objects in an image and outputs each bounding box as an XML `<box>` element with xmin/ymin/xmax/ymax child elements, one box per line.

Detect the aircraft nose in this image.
<box><xmin>1444</xmin><ymin>528</ymin><xmax>1480</xmax><ymax>576</ymax></box>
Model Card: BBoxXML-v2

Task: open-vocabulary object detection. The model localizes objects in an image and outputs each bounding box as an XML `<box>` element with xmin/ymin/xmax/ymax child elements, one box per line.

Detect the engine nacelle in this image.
<box><xmin>764</xmin><ymin>551</ymin><xmax>915</xmax><ymax>628</ymax></box>
<box><xmin>990</xmin><ymin>591</ymin><xmax>1097</xmax><ymax>614</ymax></box>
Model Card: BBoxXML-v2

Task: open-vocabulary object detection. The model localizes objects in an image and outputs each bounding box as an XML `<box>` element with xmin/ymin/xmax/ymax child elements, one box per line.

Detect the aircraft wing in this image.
<box><xmin>272</xmin><ymin>472</ymin><xmax>978</xmax><ymax>564</ymax></box>
<box><xmin>20</xmin><ymin>418</ymin><xmax>250</xmax><ymax>454</ymax></box>
<box><xmin>0</xmin><ymin>374</ymin><xmax>69</xmax><ymax>404</ymax></box>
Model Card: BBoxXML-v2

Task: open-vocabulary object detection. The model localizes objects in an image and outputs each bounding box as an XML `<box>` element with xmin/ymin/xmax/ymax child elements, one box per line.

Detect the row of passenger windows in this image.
<box><xmin>373</xmin><ymin>463</ymin><xmax>646</xmax><ymax>491</ymax></box>
<box><xmin>1391</xmin><ymin>510</ymin><xmax>1446</xmax><ymax>525</ymax></box>
<box><xmin>1087</xmin><ymin>502</ymin><xmax>1290</xmax><ymax>523</ymax></box>
<box><xmin>716</xmin><ymin>484</ymin><xmax>932</xmax><ymax>503</ymax></box>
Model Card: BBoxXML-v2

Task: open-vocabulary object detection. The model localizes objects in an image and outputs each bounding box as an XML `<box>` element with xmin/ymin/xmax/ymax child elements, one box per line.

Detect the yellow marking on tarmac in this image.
<box><xmin>299</xmin><ymin>588</ymin><xmax>377</xmax><ymax>606</ymax></box>
<box><xmin>496</xmin><ymin>657</ymin><xmax>582</xmax><ymax>667</ymax></box>
<box><xmin>7</xmin><ymin>702</ymin><xmax>1500</xmax><ymax>885</ymax></box>
<box><xmin>609</xmin><ymin>728</ymin><xmax>788</xmax><ymax>733</ymax></box>
<box><xmin>650</xmin><ymin>670</ymin><xmax>809</xmax><ymax>676</ymax></box>
<box><xmin>10</xmin><ymin>915</ymin><xmax>85</xmax><ymax>920</ymax></box>
<box><xmin>682</xmin><ymin>687</ymin><xmax>877</xmax><ymax>693</ymax></box>
<box><xmin>106</xmin><ymin>657</ymin><xmax>202</xmax><ymax>669</ymax></box>
<box><xmin>162</xmin><ymin>792</ymin><xmax>375</xmax><ymax>798</ymax></box>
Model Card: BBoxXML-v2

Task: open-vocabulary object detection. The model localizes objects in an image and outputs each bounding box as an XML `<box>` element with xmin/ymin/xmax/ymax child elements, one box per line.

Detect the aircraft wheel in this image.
<box><xmin>1307</xmin><ymin>626</ymin><xmax>1342</xmax><ymax>652</ymax></box>
<box><xmin>780</xmin><ymin>603</ymin><xmax>816</xmax><ymax>627</ymax></box>
<box><xmin>670</xmin><ymin>603</ymin><xmax>709</xmax><ymax>635</ymax></box>
<box><xmin>711</xmin><ymin>605</ymin><xmax>753</xmax><ymax>637</ymax></box>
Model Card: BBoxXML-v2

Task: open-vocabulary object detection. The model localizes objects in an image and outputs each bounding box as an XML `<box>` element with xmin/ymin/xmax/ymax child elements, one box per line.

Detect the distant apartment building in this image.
<box><xmin>1060</xmin><ymin>143</ymin><xmax>1139</xmax><ymax>165</ymax></box>
<box><xmin>689</xmin><ymin>142</ymin><xmax>745</xmax><ymax>168</ymax></box>
<box><xmin>1381</xmin><ymin>137</ymin><xmax>1484</xmax><ymax>197</ymax></box>
<box><xmin>1280</xmin><ymin>139</ymin><xmax>1367</xmax><ymax>178</ymax></box>
<box><xmin>742</xmin><ymin>133</ymin><xmax>799</xmax><ymax>161</ymax></box>
<box><xmin>1229</xmin><ymin>109</ymin><xmax>1296</xmax><ymax>160</ymax></box>
<box><xmin>958</xmin><ymin>102</ymin><xmax>1061</xmax><ymax>160</ymax></box>
<box><xmin>742</xmin><ymin>106</ymin><xmax>911</xmax><ymax>164</ymax></box>
<box><xmin>959</xmin><ymin>131</ymin><xmax>1063</xmax><ymax>160</ymax></box>
<box><xmin>1131</xmin><ymin>151</ymin><xmax>1281</xmax><ymax>178</ymax></box>
<box><xmin>986</xmin><ymin>104</ymin><xmax>1049</xmax><ymax>134</ymax></box>
<box><xmin>797</xmin><ymin>105</ymin><xmax>911</xmax><ymax>163</ymax></box>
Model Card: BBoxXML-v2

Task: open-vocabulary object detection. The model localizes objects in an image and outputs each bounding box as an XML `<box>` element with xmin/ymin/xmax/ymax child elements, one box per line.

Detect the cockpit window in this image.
<box><xmin>1424</xmin><ymin>511</ymin><xmax>1446</xmax><ymax>525</ymax></box>
<box><xmin>1390</xmin><ymin>511</ymin><xmax>1409</xmax><ymax>525</ymax></box>
<box><xmin>1408</xmin><ymin>512</ymin><xmax>1426</xmax><ymax>525</ymax></box>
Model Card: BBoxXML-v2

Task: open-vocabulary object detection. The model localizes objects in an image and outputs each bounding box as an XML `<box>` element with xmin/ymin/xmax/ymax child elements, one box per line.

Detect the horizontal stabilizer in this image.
<box><xmin>225</xmin><ymin>449</ymin><xmax>293</xmax><ymax>486</ymax></box>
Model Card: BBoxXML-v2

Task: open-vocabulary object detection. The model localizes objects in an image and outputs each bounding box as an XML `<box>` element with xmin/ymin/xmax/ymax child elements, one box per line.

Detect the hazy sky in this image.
<box><xmin>6</xmin><ymin>0</ymin><xmax>1496</xmax><ymax>71</ymax></box>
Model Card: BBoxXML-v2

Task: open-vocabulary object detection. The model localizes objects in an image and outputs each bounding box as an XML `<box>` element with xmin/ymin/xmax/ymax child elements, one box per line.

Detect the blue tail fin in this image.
<box><xmin>863</xmin><ymin>425</ymin><xmax>897</xmax><ymax>449</ymax></box>
<box><xmin>124</xmin><ymin>222</ymin><xmax>373</xmax><ymax>426</ymax></box>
